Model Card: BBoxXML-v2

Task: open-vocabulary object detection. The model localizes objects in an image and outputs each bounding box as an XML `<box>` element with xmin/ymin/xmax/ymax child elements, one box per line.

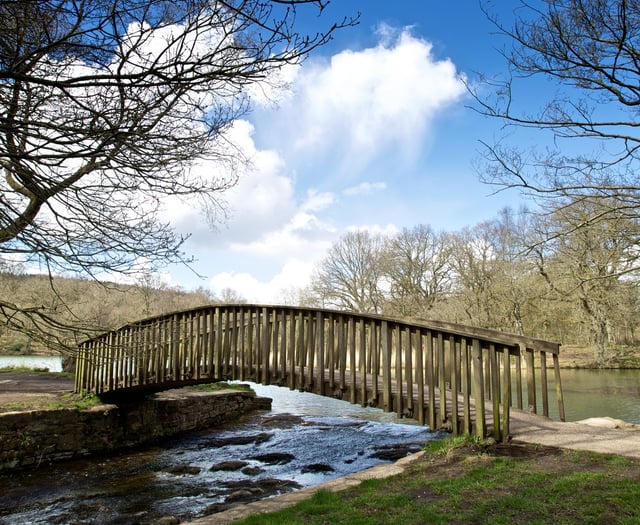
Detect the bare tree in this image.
<box><xmin>532</xmin><ymin>196</ymin><xmax>640</xmax><ymax>364</ymax></box>
<box><xmin>443</xmin><ymin>208</ymin><xmax>546</xmax><ymax>335</ymax></box>
<box><xmin>381</xmin><ymin>225</ymin><xmax>453</xmax><ymax>318</ymax></box>
<box><xmin>475</xmin><ymin>0</ymin><xmax>640</xmax><ymax>220</ymax></box>
<box><xmin>310</xmin><ymin>230</ymin><xmax>385</xmax><ymax>313</ymax></box>
<box><xmin>0</xmin><ymin>0</ymin><xmax>356</xmax><ymax>349</ymax></box>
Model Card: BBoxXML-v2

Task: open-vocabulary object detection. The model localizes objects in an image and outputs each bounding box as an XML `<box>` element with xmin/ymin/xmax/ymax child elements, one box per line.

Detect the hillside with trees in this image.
<box><xmin>0</xmin><ymin>272</ymin><xmax>217</xmax><ymax>354</ymax></box>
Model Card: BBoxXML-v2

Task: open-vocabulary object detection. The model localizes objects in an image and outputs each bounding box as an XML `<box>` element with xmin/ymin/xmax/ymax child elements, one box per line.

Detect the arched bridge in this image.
<box><xmin>74</xmin><ymin>304</ymin><xmax>565</xmax><ymax>442</ymax></box>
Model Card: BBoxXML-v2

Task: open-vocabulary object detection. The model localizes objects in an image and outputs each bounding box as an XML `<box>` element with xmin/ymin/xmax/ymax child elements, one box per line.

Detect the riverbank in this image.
<box><xmin>198</xmin><ymin>436</ymin><xmax>640</xmax><ymax>525</ymax></box>
<box><xmin>559</xmin><ymin>344</ymin><xmax>640</xmax><ymax>368</ymax></box>
<box><xmin>0</xmin><ymin>372</ymin><xmax>272</xmax><ymax>472</ymax></box>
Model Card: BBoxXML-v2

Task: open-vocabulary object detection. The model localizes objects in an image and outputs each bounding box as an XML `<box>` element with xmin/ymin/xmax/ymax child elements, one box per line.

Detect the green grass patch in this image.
<box><xmin>227</xmin><ymin>437</ymin><xmax>640</xmax><ymax>525</ymax></box>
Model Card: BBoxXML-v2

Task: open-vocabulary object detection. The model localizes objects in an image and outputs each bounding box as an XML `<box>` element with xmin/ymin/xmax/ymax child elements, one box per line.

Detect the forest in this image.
<box><xmin>303</xmin><ymin>199</ymin><xmax>640</xmax><ymax>367</ymax></box>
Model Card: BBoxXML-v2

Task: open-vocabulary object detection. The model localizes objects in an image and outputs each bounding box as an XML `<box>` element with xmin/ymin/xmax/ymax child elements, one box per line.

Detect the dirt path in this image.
<box><xmin>0</xmin><ymin>372</ymin><xmax>75</xmax><ymax>412</ymax></box>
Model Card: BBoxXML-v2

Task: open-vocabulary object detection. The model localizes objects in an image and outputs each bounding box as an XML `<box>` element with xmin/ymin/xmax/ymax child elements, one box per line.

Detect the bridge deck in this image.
<box><xmin>75</xmin><ymin>304</ymin><xmax>564</xmax><ymax>440</ymax></box>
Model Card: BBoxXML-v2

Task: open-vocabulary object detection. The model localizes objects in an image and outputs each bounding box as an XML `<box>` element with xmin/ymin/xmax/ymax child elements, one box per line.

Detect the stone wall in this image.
<box><xmin>0</xmin><ymin>388</ymin><xmax>271</xmax><ymax>472</ymax></box>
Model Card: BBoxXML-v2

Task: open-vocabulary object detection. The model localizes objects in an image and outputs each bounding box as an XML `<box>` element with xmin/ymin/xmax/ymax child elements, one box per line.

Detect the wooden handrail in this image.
<box><xmin>74</xmin><ymin>304</ymin><xmax>564</xmax><ymax>441</ymax></box>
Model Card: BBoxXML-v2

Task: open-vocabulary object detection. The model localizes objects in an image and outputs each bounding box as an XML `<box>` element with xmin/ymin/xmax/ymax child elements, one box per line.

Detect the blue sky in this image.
<box><xmin>163</xmin><ymin>1</ymin><xmax>533</xmax><ymax>301</ymax></box>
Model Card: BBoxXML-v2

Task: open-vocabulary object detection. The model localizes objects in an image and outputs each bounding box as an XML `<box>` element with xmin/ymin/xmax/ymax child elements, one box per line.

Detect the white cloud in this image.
<box><xmin>209</xmin><ymin>258</ymin><xmax>315</xmax><ymax>303</ymax></box>
<box><xmin>285</xmin><ymin>28</ymin><xmax>466</xmax><ymax>166</ymax></box>
<box><xmin>163</xmin><ymin>27</ymin><xmax>470</xmax><ymax>303</ymax></box>
<box><xmin>343</xmin><ymin>182</ymin><xmax>387</xmax><ymax>196</ymax></box>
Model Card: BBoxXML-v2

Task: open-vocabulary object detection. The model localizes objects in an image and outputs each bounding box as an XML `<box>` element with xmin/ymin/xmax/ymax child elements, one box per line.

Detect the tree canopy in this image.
<box><xmin>476</xmin><ymin>0</ymin><xmax>640</xmax><ymax>219</ymax></box>
<box><xmin>0</xmin><ymin>0</ymin><xmax>356</xmax><ymax>349</ymax></box>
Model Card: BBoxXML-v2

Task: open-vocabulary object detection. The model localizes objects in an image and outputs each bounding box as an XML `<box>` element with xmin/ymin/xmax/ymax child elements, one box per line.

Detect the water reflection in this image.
<box><xmin>554</xmin><ymin>369</ymin><xmax>640</xmax><ymax>424</ymax></box>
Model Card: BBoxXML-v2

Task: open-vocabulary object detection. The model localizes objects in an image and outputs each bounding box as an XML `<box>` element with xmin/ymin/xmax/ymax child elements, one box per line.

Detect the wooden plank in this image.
<box><xmin>306</xmin><ymin>312</ymin><xmax>315</xmax><ymax>390</ymax></box>
<box><xmin>348</xmin><ymin>317</ymin><xmax>356</xmax><ymax>404</ymax></box>
<box><xmin>296</xmin><ymin>311</ymin><xmax>304</xmax><ymax>390</ymax></box>
<box><xmin>359</xmin><ymin>318</ymin><xmax>367</xmax><ymax>407</ymax></box>
<box><xmin>404</xmin><ymin>327</ymin><xmax>413</xmax><ymax>418</ymax></box>
<box><xmin>425</xmin><ymin>330</ymin><xmax>436</xmax><ymax>430</ymax></box>
<box><xmin>515</xmin><ymin>353</ymin><xmax>523</xmax><ymax>409</ymax></box>
<box><xmin>327</xmin><ymin>313</ymin><xmax>334</xmax><ymax>390</ymax></box>
<box><xmin>288</xmin><ymin>311</ymin><xmax>296</xmax><ymax>389</ymax></box>
<box><xmin>370</xmin><ymin>322</ymin><xmax>378</xmax><ymax>403</ymax></box>
<box><xmin>382</xmin><ymin>320</ymin><xmax>392</xmax><ymax>412</ymax></box>
<box><xmin>261</xmin><ymin>307</ymin><xmax>270</xmax><ymax>384</ymax></box>
<box><xmin>437</xmin><ymin>332</ymin><xmax>446</xmax><ymax>427</ymax></box>
<box><xmin>525</xmin><ymin>347</ymin><xmax>536</xmax><ymax>413</ymax></box>
<box><xmin>450</xmin><ymin>335</ymin><xmax>458</xmax><ymax>435</ymax></box>
<box><xmin>462</xmin><ymin>337</ymin><xmax>471</xmax><ymax>435</ymax></box>
<box><xmin>317</xmin><ymin>311</ymin><xmax>325</xmax><ymax>395</ymax></box>
<box><xmin>540</xmin><ymin>350</ymin><xmax>549</xmax><ymax>417</ymax></box>
<box><xmin>490</xmin><ymin>344</ymin><xmax>501</xmax><ymax>441</ymax></box>
<box><xmin>415</xmin><ymin>330</ymin><xmax>425</xmax><ymax>426</ymax></box>
<box><xmin>395</xmin><ymin>325</ymin><xmax>403</xmax><ymax>417</ymax></box>
<box><xmin>502</xmin><ymin>346</ymin><xmax>511</xmax><ymax>442</ymax></box>
<box><xmin>553</xmin><ymin>353</ymin><xmax>566</xmax><ymax>421</ymax></box>
<box><xmin>339</xmin><ymin>315</ymin><xmax>347</xmax><ymax>392</ymax></box>
<box><xmin>472</xmin><ymin>338</ymin><xmax>486</xmax><ymax>438</ymax></box>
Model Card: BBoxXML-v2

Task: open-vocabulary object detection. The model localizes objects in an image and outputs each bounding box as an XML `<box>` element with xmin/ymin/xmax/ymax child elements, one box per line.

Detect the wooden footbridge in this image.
<box><xmin>74</xmin><ymin>304</ymin><xmax>565</xmax><ymax>441</ymax></box>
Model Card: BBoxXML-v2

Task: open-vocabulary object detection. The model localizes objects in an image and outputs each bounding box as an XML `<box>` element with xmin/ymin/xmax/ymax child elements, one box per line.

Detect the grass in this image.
<box><xmin>1</xmin><ymin>391</ymin><xmax>101</xmax><ymax>413</ymax></box>
<box><xmin>228</xmin><ymin>436</ymin><xmax>640</xmax><ymax>525</ymax></box>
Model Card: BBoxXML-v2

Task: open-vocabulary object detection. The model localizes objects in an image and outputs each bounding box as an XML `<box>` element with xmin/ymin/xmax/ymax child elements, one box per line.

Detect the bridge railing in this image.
<box><xmin>75</xmin><ymin>304</ymin><xmax>564</xmax><ymax>441</ymax></box>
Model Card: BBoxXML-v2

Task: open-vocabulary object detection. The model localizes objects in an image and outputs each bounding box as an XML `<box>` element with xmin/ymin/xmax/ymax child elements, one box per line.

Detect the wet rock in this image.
<box><xmin>249</xmin><ymin>452</ymin><xmax>295</xmax><ymax>465</ymax></box>
<box><xmin>226</xmin><ymin>489</ymin><xmax>261</xmax><ymax>502</ymax></box>
<box><xmin>166</xmin><ymin>464</ymin><xmax>201</xmax><ymax>476</ymax></box>
<box><xmin>301</xmin><ymin>463</ymin><xmax>335</xmax><ymax>474</ymax></box>
<box><xmin>241</xmin><ymin>466</ymin><xmax>264</xmax><ymax>476</ymax></box>
<box><xmin>200</xmin><ymin>432</ymin><xmax>273</xmax><ymax>448</ymax></box>
<box><xmin>259</xmin><ymin>413</ymin><xmax>305</xmax><ymax>428</ymax></box>
<box><xmin>368</xmin><ymin>443</ymin><xmax>423</xmax><ymax>461</ymax></box>
<box><xmin>153</xmin><ymin>516</ymin><xmax>180</xmax><ymax>525</ymax></box>
<box><xmin>209</xmin><ymin>460</ymin><xmax>249</xmax><ymax>472</ymax></box>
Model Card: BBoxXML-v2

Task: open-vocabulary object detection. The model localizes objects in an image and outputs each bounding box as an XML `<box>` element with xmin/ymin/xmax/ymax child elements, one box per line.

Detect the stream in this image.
<box><xmin>0</xmin><ymin>383</ymin><xmax>444</xmax><ymax>524</ymax></box>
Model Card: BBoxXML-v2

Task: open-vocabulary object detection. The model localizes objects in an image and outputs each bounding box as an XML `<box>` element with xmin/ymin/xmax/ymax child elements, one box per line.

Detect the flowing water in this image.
<box><xmin>0</xmin><ymin>356</ymin><xmax>639</xmax><ymax>524</ymax></box>
<box><xmin>0</xmin><ymin>382</ymin><xmax>442</xmax><ymax>524</ymax></box>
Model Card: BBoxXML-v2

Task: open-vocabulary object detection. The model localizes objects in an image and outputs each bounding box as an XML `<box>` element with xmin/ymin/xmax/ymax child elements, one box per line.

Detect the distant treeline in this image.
<box><xmin>0</xmin><ymin>272</ymin><xmax>214</xmax><ymax>354</ymax></box>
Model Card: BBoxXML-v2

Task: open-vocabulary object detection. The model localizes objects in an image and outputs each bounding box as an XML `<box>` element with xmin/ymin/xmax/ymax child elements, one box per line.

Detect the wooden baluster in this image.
<box><xmin>415</xmin><ymin>330</ymin><xmax>425</xmax><ymax>426</ymax></box>
<box><xmin>450</xmin><ymin>335</ymin><xmax>459</xmax><ymax>435</ymax></box>
<box><xmin>317</xmin><ymin>311</ymin><xmax>325</xmax><ymax>395</ymax></box>
<box><xmin>395</xmin><ymin>325</ymin><xmax>403</xmax><ymax>418</ymax></box>
<box><xmin>287</xmin><ymin>311</ymin><xmax>295</xmax><ymax>388</ymax></box>
<box><xmin>553</xmin><ymin>352</ymin><xmax>566</xmax><ymax>421</ymax></box>
<box><xmin>525</xmin><ymin>347</ymin><xmax>536</xmax><ymax>414</ymax></box>
<box><xmin>540</xmin><ymin>350</ymin><xmax>549</xmax><ymax>417</ymax></box>
<box><xmin>426</xmin><ymin>330</ymin><xmax>436</xmax><ymax>431</ymax></box>
<box><xmin>515</xmin><ymin>353</ymin><xmax>523</xmax><ymax>409</ymax></box>
<box><xmin>339</xmin><ymin>315</ymin><xmax>347</xmax><ymax>394</ymax></box>
<box><xmin>404</xmin><ymin>327</ymin><xmax>413</xmax><ymax>420</ymax></box>
<box><xmin>359</xmin><ymin>318</ymin><xmax>367</xmax><ymax>407</ymax></box>
<box><xmin>472</xmin><ymin>338</ymin><xmax>486</xmax><ymax>438</ymax></box>
<box><xmin>462</xmin><ymin>337</ymin><xmax>472</xmax><ymax>435</ymax></box>
<box><xmin>502</xmin><ymin>347</ymin><xmax>512</xmax><ymax>442</ymax></box>
<box><xmin>306</xmin><ymin>312</ymin><xmax>315</xmax><ymax>391</ymax></box>
<box><xmin>490</xmin><ymin>344</ymin><xmax>501</xmax><ymax>441</ymax></box>
<box><xmin>437</xmin><ymin>332</ymin><xmax>447</xmax><ymax>428</ymax></box>
<box><xmin>348</xmin><ymin>317</ymin><xmax>356</xmax><ymax>404</ymax></box>
<box><xmin>382</xmin><ymin>321</ymin><xmax>392</xmax><ymax>413</ymax></box>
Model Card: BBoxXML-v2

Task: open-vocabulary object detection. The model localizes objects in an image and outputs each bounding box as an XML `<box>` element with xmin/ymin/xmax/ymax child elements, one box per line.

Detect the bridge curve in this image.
<box><xmin>74</xmin><ymin>304</ymin><xmax>565</xmax><ymax>441</ymax></box>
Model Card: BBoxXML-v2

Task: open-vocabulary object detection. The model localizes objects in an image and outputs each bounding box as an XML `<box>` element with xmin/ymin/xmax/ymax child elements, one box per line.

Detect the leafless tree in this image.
<box><xmin>310</xmin><ymin>230</ymin><xmax>385</xmax><ymax>313</ymax></box>
<box><xmin>531</xmin><ymin>196</ymin><xmax>640</xmax><ymax>364</ymax></box>
<box><xmin>475</xmin><ymin>0</ymin><xmax>640</xmax><ymax>221</ymax></box>
<box><xmin>381</xmin><ymin>225</ymin><xmax>453</xmax><ymax>318</ymax></box>
<box><xmin>0</xmin><ymin>0</ymin><xmax>356</xmax><ymax>350</ymax></box>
